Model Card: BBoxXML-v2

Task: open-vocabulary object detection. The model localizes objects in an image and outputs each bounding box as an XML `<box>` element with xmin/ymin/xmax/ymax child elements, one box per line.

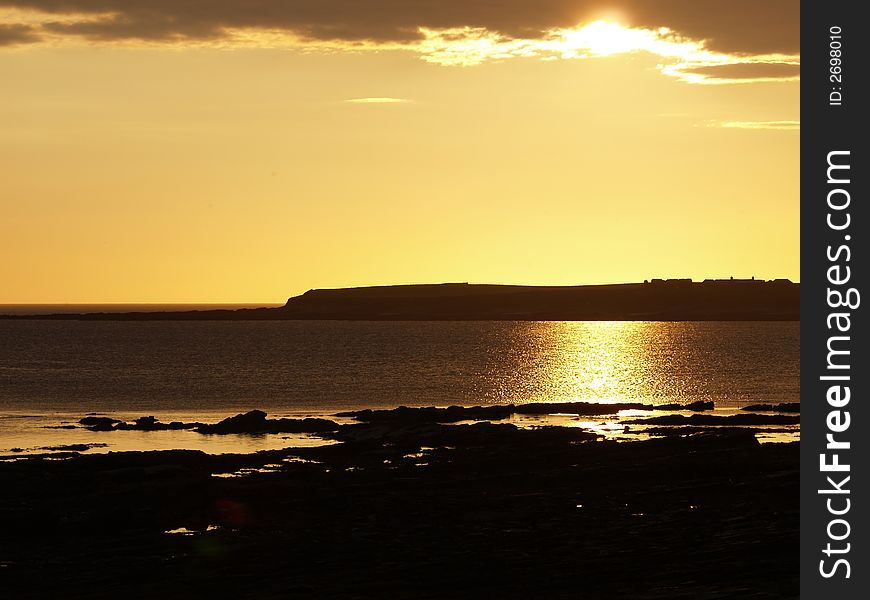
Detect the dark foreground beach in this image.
<box><xmin>1</xmin><ymin>404</ymin><xmax>798</xmax><ymax>599</ymax></box>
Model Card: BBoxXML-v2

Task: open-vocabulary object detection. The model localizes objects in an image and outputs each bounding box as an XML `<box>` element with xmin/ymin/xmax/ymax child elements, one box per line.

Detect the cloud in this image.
<box><xmin>709</xmin><ymin>120</ymin><xmax>800</xmax><ymax>131</ymax></box>
<box><xmin>0</xmin><ymin>1</ymin><xmax>799</xmax><ymax>54</ymax></box>
<box><xmin>414</xmin><ymin>21</ymin><xmax>798</xmax><ymax>86</ymax></box>
<box><xmin>0</xmin><ymin>22</ymin><xmax>36</xmax><ymax>45</ymax></box>
<box><xmin>0</xmin><ymin>2</ymin><xmax>799</xmax><ymax>83</ymax></box>
<box><xmin>345</xmin><ymin>97</ymin><xmax>409</xmax><ymax>104</ymax></box>
<box><xmin>678</xmin><ymin>62</ymin><xmax>800</xmax><ymax>81</ymax></box>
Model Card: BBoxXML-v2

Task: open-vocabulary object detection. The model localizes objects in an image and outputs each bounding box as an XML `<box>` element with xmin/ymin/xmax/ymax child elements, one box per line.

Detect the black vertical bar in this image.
<box><xmin>801</xmin><ymin>1</ymin><xmax>867</xmax><ymax>597</ymax></box>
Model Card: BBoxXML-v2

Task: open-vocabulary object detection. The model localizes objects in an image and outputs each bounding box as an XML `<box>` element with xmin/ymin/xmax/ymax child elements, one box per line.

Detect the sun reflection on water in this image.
<box><xmin>530</xmin><ymin>321</ymin><xmax>682</xmax><ymax>405</ymax></box>
<box><xmin>0</xmin><ymin>320</ymin><xmax>799</xmax><ymax>452</ymax></box>
<box><xmin>480</xmin><ymin>321</ymin><xmax>791</xmax><ymax>408</ymax></box>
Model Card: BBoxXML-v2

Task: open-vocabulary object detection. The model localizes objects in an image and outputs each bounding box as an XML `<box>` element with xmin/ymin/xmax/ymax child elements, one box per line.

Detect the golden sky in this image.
<box><xmin>0</xmin><ymin>1</ymin><xmax>799</xmax><ymax>302</ymax></box>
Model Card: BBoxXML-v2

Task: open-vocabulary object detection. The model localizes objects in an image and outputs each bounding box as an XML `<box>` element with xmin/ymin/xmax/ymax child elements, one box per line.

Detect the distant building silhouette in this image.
<box><xmin>647</xmin><ymin>278</ymin><xmax>692</xmax><ymax>285</ymax></box>
<box><xmin>643</xmin><ymin>276</ymin><xmax>794</xmax><ymax>286</ymax></box>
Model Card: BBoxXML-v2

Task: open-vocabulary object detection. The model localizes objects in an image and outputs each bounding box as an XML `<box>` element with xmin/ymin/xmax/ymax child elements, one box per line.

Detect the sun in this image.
<box><xmin>558</xmin><ymin>21</ymin><xmax>653</xmax><ymax>57</ymax></box>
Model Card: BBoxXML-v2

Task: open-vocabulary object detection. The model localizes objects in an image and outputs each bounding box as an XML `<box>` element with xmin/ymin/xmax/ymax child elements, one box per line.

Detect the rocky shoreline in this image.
<box><xmin>0</xmin><ymin>404</ymin><xmax>798</xmax><ymax>598</ymax></box>
<box><xmin>64</xmin><ymin>400</ymin><xmax>798</xmax><ymax>436</ymax></box>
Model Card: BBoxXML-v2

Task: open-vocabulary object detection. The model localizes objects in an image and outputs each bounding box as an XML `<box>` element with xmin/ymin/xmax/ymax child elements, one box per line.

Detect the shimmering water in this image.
<box><xmin>0</xmin><ymin>320</ymin><xmax>799</xmax><ymax>453</ymax></box>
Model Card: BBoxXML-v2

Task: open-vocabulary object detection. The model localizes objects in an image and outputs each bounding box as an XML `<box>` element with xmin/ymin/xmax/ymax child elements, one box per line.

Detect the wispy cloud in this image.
<box><xmin>416</xmin><ymin>21</ymin><xmax>799</xmax><ymax>84</ymax></box>
<box><xmin>709</xmin><ymin>120</ymin><xmax>800</xmax><ymax>130</ymax></box>
<box><xmin>345</xmin><ymin>97</ymin><xmax>409</xmax><ymax>104</ymax></box>
<box><xmin>665</xmin><ymin>61</ymin><xmax>800</xmax><ymax>85</ymax></box>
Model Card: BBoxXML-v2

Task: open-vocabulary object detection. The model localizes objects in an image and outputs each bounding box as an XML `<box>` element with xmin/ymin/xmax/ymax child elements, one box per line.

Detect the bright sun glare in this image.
<box><xmin>418</xmin><ymin>20</ymin><xmax>798</xmax><ymax>84</ymax></box>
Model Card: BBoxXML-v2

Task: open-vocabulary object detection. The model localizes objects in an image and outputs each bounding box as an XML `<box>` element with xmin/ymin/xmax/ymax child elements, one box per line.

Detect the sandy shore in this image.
<box><xmin>0</xmin><ymin>409</ymin><xmax>797</xmax><ymax>599</ymax></box>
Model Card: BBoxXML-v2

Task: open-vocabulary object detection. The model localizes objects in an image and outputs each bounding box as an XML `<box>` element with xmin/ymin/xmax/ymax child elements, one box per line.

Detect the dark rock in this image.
<box><xmin>337</xmin><ymin>400</ymin><xmax>714</xmax><ymax>423</ymax></box>
<box><xmin>326</xmin><ymin>421</ymin><xmax>598</xmax><ymax>448</ymax></box>
<box><xmin>199</xmin><ymin>409</ymin><xmax>268</xmax><ymax>434</ymax></box>
<box><xmin>741</xmin><ymin>403</ymin><xmax>800</xmax><ymax>413</ymax></box>
<box><xmin>114</xmin><ymin>417</ymin><xmax>202</xmax><ymax>431</ymax></box>
<box><xmin>38</xmin><ymin>443</ymin><xmax>108</xmax><ymax>452</ymax></box>
<box><xmin>642</xmin><ymin>426</ymin><xmax>794</xmax><ymax>438</ymax></box>
<box><xmin>337</xmin><ymin>405</ymin><xmax>513</xmax><ymax>424</ymax></box>
<box><xmin>78</xmin><ymin>416</ymin><xmax>120</xmax><ymax>431</ymax></box>
<box><xmin>196</xmin><ymin>411</ymin><xmax>339</xmax><ymax>435</ymax></box>
<box><xmin>72</xmin><ymin>411</ymin><xmax>336</xmax><ymax>435</ymax></box>
<box><xmin>625</xmin><ymin>413</ymin><xmax>800</xmax><ymax>426</ymax></box>
<box><xmin>0</xmin><ymin>424</ymin><xmax>798</xmax><ymax>599</ymax></box>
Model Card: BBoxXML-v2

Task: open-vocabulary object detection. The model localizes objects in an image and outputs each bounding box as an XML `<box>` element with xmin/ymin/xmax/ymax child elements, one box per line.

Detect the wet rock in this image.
<box><xmin>135</xmin><ymin>416</ymin><xmax>158</xmax><ymax>428</ymax></box>
<box><xmin>196</xmin><ymin>410</ymin><xmax>339</xmax><ymax>435</ymax></box>
<box><xmin>78</xmin><ymin>416</ymin><xmax>120</xmax><ymax>431</ymax></box>
<box><xmin>336</xmin><ymin>405</ymin><xmax>513</xmax><ymax>424</ymax></box>
<box><xmin>625</xmin><ymin>413</ymin><xmax>799</xmax><ymax>426</ymax></box>
<box><xmin>115</xmin><ymin>417</ymin><xmax>202</xmax><ymax>431</ymax></box>
<box><xmin>38</xmin><ymin>443</ymin><xmax>108</xmax><ymax>452</ymax></box>
<box><xmin>74</xmin><ymin>411</ymin><xmax>337</xmax><ymax>435</ymax></box>
<box><xmin>0</xmin><ymin>425</ymin><xmax>797</xmax><ymax>599</ymax></box>
<box><xmin>338</xmin><ymin>400</ymin><xmax>714</xmax><ymax>423</ymax></box>
<box><xmin>642</xmin><ymin>426</ymin><xmax>793</xmax><ymax>438</ymax></box>
<box><xmin>741</xmin><ymin>403</ymin><xmax>800</xmax><ymax>413</ymax></box>
<box><xmin>326</xmin><ymin>421</ymin><xmax>598</xmax><ymax>448</ymax></box>
<box><xmin>199</xmin><ymin>409</ymin><xmax>268</xmax><ymax>433</ymax></box>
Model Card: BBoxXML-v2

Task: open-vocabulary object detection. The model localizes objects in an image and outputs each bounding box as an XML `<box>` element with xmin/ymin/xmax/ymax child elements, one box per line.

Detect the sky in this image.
<box><xmin>0</xmin><ymin>1</ymin><xmax>799</xmax><ymax>303</ymax></box>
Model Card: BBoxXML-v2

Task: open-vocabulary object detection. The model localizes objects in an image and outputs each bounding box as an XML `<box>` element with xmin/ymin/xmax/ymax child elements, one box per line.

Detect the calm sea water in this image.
<box><xmin>0</xmin><ymin>320</ymin><xmax>799</xmax><ymax>453</ymax></box>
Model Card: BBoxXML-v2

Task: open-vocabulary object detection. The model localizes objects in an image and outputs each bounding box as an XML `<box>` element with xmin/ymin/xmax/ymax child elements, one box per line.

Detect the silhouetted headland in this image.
<box><xmin>5</xmin><ymin>278</ymin><xmax>799</xmax><ymax>320</ymax></box>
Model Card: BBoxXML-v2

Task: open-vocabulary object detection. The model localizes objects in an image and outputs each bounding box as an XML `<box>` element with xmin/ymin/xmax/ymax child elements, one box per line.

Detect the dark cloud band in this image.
<box><xmin>0</xmin><ymin>22</ymin><xmax>37</xmax><ymax>45</ymax></box>
<box><xmin>0</xmin><ymin>1</ymin><xmax>799</xmax><ymax>54</ymax></box>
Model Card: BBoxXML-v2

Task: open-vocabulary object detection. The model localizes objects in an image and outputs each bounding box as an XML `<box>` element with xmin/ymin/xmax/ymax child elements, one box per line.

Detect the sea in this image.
<box><xmin>0</xmin><ymin>317</ymin><xmax>799</xmax><ymax>455</ymax></box>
